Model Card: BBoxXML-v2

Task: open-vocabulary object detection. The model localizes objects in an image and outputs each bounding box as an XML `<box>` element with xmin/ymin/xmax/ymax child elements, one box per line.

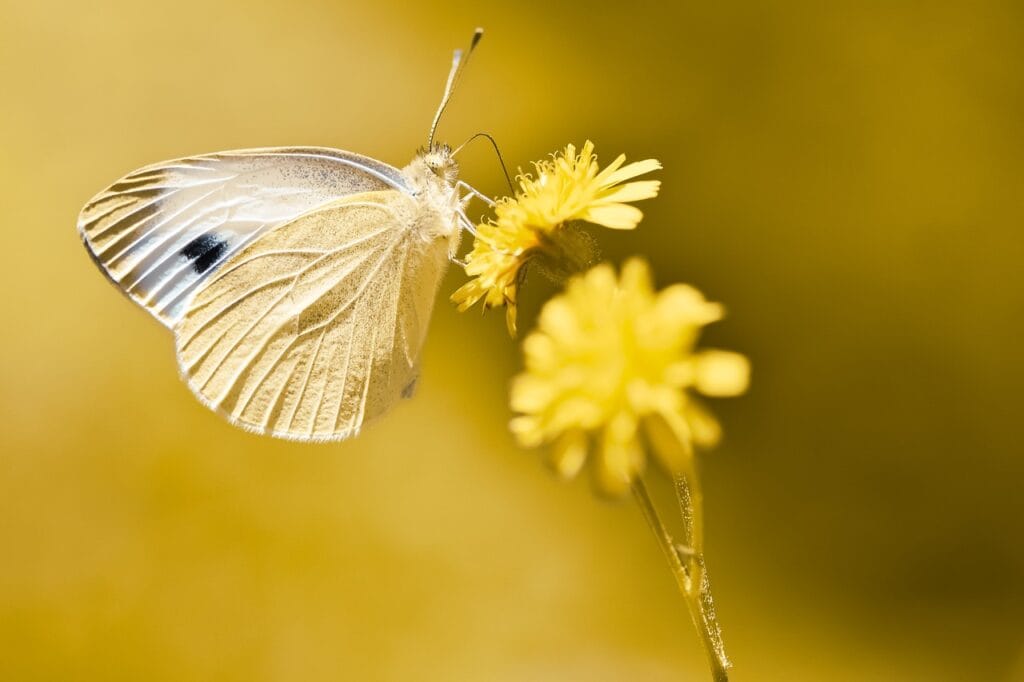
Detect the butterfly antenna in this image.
<box><xmin>427</xmin><ymin>28</ymin><xmax>484</xmax><ymax>148</ymax></box>
<box><xmin>453</xmin><ymin>132</ymin><xmax>515</xmax><ymax>193</ymax></box>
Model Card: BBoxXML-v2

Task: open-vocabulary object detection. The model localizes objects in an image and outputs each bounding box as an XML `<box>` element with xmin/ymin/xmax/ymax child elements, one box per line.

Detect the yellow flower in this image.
<box><xmin>509</xmin><ymin>259</ymin><xmax>750</xmax><ymax>496</ymax></box>
<box><xmin>451</xmin><ymin>141</ymin><xmax>661</xmax><ymax>335</ymax></box>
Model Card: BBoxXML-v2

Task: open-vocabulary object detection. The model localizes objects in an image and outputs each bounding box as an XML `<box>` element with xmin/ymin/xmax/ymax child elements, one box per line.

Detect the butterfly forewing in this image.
<box><xmin>78</xmin><ymin>147</ymin><xmax>408</xmax><ymax>326</ymax></box>
<box><xmin>174</xmin><ymin>191</ymin><xmax>451</xmax><ymax>441</ymax></box>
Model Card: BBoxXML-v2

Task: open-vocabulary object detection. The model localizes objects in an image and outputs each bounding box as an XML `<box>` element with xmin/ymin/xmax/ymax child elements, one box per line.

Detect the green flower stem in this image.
<box><xmin>632</xmin><ymin>473</ymin><xmax>730</xmax><ymax>682</ymax></box>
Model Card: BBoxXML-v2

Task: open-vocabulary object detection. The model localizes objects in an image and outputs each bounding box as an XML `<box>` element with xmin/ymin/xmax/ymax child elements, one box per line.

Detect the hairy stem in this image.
<box><xmin>632</xmin><ymin>474</ymin><xmax>730</xmax><ymax>682</ymax></box>
<box><xmin>675</xmin><ymin>469</ymin><xmax>729</xmax><ymax>680</ymax></box>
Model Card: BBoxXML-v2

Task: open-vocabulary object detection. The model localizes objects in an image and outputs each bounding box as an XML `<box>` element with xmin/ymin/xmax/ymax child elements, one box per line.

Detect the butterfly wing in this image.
<box><xmin>78</xmin><ymin>147</ymin><xmax>408</xmax><ymax>326</ymax></box>
<box><xmin>174</xmin><ymin>190</ymin><xmax>451</xmax><ymax>442</ymax></box>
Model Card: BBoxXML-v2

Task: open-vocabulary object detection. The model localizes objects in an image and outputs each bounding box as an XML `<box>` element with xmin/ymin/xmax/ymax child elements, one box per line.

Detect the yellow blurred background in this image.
<box><xmin>2</xmin><ymin>0</ymin><xmax>1022</xmax><ymax>679</ymax></box>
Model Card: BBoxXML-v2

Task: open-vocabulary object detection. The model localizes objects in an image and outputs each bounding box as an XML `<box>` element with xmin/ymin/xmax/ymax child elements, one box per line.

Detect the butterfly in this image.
<box><xmin>79</xmin><ymin>30</ymin><xmax>493</xmax><ymax>442</ymax></box>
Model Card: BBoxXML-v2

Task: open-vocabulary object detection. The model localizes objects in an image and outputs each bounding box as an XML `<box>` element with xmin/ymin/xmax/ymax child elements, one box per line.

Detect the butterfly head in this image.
<box><xmin>403</xmin><ymin>143</ymin><xmax>460</xmax><ymax>202</ymax></box>
<box><xmin>417</xmin><ymin>143</ymin><xmax>459</xmax><ymax>185</ymax></box>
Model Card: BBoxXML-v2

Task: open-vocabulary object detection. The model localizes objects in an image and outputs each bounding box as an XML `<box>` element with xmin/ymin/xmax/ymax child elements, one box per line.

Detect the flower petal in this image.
<box><xmin>510</xmin><ymin>374</ymin><xmax>557</xmax><ymax>413</ymax></box>
<box><xmin>548</xmin><ymin>429</ymin><xmax>588</xmax><ymax>479</ymax></box>
<box><xmin>683</xmin><ymin>399</ymin><xmax>723</xmax><ymax>448</ymax></box>
<box><xmin>656</xmin><ymin>285</ymin><xmax>724</xmax><ymax>326</ymax></box>
<box><xmin>450</xmin><ymin>280</ymin><xmax>485</xmax><ymax>310</ymax></box>
<box><xmin>592</xmin><ymin>152</ymin><xmax>628</xmax><ymax>185</ymax></box>
<box><xmin>602</xmin><ymin>158</ymin><xmax>662</xmax><ymax>186</ymax></box>
<box><xmin>505</xmin><ymin>300</ymin><xmax>519</xmax><ymax>337</ymax></box>
<box><xmin>594</xmin><ymin>414</ymin><xmax>643</xmax><ymax>496</ymax></box>
<box><xmin>597</xmin><ymin>180</ymin><xmax>662</xmax><ymax>204</ymax></box>
<box><xmin>579</xmin><ymin>203</ymin><xmax>645</xmax><ymax>230</ymax></box>
<box><xmin>620</xmin><ymin>258</ymin><xmax>655</xmax><ymax>297</ymax></box>
<box><xmin>693</xmin><ymin>350</ymin><xmax>750</xmax><ymax>396</ymax></box>
<box><xmin>510</xmin><ymin>416</ymin><xmax>544</xmax><ymax>448</ymax></box>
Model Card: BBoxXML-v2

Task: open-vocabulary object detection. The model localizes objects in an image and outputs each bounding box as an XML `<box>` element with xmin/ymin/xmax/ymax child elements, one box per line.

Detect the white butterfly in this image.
<box><xmin>79</xmin><ymin>30</ymin><xmax>492</xmax><ymax>442</ymax></box>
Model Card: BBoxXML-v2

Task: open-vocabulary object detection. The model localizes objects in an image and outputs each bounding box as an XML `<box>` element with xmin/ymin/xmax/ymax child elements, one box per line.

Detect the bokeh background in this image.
<box><xmin>2</xmin><ymin>1</ymin><xmax>1022</xmax><ymax>679</ymax></box>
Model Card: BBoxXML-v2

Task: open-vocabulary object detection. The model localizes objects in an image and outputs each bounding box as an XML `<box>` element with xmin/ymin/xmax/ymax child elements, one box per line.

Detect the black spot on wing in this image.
<box><xmin>181</xmin><ymin>234</ymin><xmax>228</xmax><ymax>274</ymax></box>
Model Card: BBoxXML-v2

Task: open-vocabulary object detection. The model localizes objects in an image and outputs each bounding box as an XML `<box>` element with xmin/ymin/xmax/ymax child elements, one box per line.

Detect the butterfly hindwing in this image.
<box><xmin>174</xmin><ymin>190</ymin><xmax>451</xmax><ymax>442</ymax></box>
<box><xmin>78</xmin><ymin>147</ymin><xmax>408</xmax><ymax>326</ymax></box>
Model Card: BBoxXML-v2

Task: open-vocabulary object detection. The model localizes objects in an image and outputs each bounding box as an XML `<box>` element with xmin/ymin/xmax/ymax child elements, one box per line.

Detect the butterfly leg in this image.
<box><xmin>448</xmin><ymin>212</ymin><xmax>477</xmax><ymax>267</ymax></box>
<box><xmin>449</xmin><ymin>184</ymin><xmax>494</xmax><ymax>267</ymax></box>
<box><xmin>456</xmin><ymin>180</ymin><xmax>495</xmax><ymax>209</ymax></box>
<box><xmin>457</xmin><ymin>211</ymin><xmax>479</xmax><ymax>237</ymax></box>
<box><xmin>453</xmin><ymin>186</ymin><xmax>486</xmax><ymax>238</ymax></box>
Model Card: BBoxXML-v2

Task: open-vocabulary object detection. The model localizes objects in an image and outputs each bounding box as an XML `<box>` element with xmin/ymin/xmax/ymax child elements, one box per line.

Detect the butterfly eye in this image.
<box><xmin>424</xmin><ymin>154</ymin><xmax>450</xmax><ymax>177</ymax></box>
